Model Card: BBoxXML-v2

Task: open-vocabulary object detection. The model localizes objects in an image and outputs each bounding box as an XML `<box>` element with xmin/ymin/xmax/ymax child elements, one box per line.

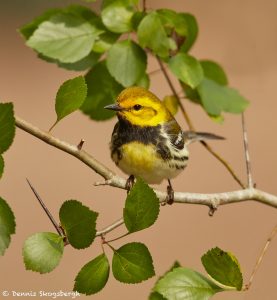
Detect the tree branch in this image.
<box><xmin>15</xmin><ymin>116</ymin><xmax>277</xmax><ymax>209</ymax></box>
<box><xmin>15</xmin><ymin>116</ymin><xmax>124</xmax><ymax>186</ymax></box>
<box><xmin>156</xmin><ymin>57</ymin><xmax>245</xmax><ymax>189</ymax></box>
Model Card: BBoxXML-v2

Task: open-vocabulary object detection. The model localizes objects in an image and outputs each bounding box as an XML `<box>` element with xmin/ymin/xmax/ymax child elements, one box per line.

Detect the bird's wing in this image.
<box><xmin>163</xmin><ymin>120</ymin><xmax>185</xmax><ymax>150</ymax></box>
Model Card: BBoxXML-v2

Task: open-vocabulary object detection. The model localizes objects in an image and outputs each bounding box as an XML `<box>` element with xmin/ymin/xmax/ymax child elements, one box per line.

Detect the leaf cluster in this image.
<box><xmin>19</xmin><ymin>1</ymin><xmax>248</xmax><ymax>123</ymax></box>
<box><xmin>22</xmin><ymin>178</ymin><xmax>159</xmax><ymax>294</ymax></box>
<box><xmin>0</xmin><ymin>103</ymin><xmax>16</xmax><ymax>255</ymax></box>
<box><xmin>152</xmin><ymin>247</ymin><xmax>243</xmax><ymax>300</ymax></box>
<box><xmin>0</xmin><ymin>1</ymin><xmax>252</xmax><ymax>298</ymax></box>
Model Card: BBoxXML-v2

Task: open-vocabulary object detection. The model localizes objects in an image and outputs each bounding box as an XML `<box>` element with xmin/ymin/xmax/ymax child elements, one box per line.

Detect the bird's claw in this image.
<box><xmin>125</xmin><ymin>175</ymin><xmax>135</xmax><ymax>193</ymax></box>
<box><xmin>166</xmin><ymin>181</ymin><xmax>174</xmax><ymax>205</ymax></box>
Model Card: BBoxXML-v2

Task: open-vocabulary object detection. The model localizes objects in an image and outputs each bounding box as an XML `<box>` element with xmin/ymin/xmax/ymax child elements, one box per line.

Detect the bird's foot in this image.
<box><xmin>125</xmin><ymin>175</ymin><xmax>135</xmax><ymax>193</ymax></box>
<box><xmin>165</xmin><ymin>179</ymin><xmax>174</xmax><ymax>205</ymax></box>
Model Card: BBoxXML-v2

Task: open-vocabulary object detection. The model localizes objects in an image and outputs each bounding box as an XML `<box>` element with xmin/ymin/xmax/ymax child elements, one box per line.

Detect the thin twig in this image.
<box><xmin>200</xmin><ymin>141</ymin><xmax>245</xmax><ymax>188</ymax></box>
<box><xmin>77</xmin><ymin>139</ymin><xmax>85</xmax><ymax>150</ymax></box>
<box><xmin>96</xmin><ymin>218</ymin><xmax>124</xmax><ymax>236</ymax></box>
<box><xmin>16</xmin><ymin>116</ymin><xmax>119</xmax><ymax>185</ymax></box>
<box><xmin>156</xmin><ymin>57</ymin><xmax>194</xmax><ymax>129</ymax></box>
<box><xmin>142</xmin><ymin>0</ymin><xmax>146</xmax><ymax>12</ymax></box>
<box><xmin>26</xmin><ymin>179</ymin><xmax>63</xmax><ymax>236</ymax></box>
<box><xmin>244</xmin><ymin>223</ymin><xmax>277</xmax><ymax>290</ymax></box>
<box><xmin>156</xmin><ymin>57</ymin><xmax>245</xmax><ymax>188</ymax></box>
<box><xmin>15</xmin><ymin>117</ymin><xmax>277</xmax><ymax>208</ymax></box>
<box><xmin>242</xmin><ymin>113</ymin><xmax>254</xmax><ymax>188</ymax></box>
<box><xmin>149</xmin><ymin>68</ymin><xmax>162</xmax><ymax>76</ymax></box>
<box><xmin>105</xmin><ymin>232</ymin><xmax>130</xmax><ymax>243</ymax></box>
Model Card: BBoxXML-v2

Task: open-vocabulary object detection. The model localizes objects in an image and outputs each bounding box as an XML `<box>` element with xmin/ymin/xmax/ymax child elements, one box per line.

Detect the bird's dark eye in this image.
<box><xmin>133</xmin><ymin>104</ymin><xmax>142</xmax><ymax>111</ymax></box>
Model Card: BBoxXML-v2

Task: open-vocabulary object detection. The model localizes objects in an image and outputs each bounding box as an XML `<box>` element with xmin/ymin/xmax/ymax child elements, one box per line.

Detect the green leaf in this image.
<box><xmin>197</xmin><ymin>78</ymin><xmax>249</xmax><ymax>116</ymax></box>
<box><xmin>149</xmin><ymin>292</ymin><xmax>166</xmax><ymax>300</ymax></box>
<box><xmin>107</xmin><ymin>40</ymin><xmax>147</xmax><ymax>87</ymax></box>
<box><xmin>210</xmin><ymin>115</ymin><xmax>225</xmax><ymax>124</ymax></box>
<box><xmin>39</xmin><ymin>52</ymin><xmax>101</xmax><ymax>71</ymax></box>
<box><xmin>201</xmin><ymin>247</ymin><xmax>243</xmax><ymax>290</ymax></box>
<box><xmin>65</xmin><ymin>5</ymin><xmax>104</xmax><ymax>32</ymax></box>
<box><xmin>0</xmin><ymin>197</ymin><xmax>16</xmax><ymax>255</ymax></box>
<box><xmin>52</xmin><ymin>76</ymin><xmax>87</xmax><ymax>128</ymax></box>
<box><xmin>168</xmin><ymin>38</ymin><xmax>177</xmax><ymax>51</ymax></box>
<box><xmin>23</xmin><ymin>232</ymin><xmax>64</xmax><ymax>273</ymax></box>
<box><xmin>0</xmin><ymin>103</ymin><xmax>15</xmax><ymax>154</ymax></box>
<box><xmin>157</xmin><ymin>9</ymin><xmax>187</xmax><ymax>36</ymax></box>
<box><xmin>58</xmin><ymin>52</ymin><xmax>101</xmax><ymax>71</ymax></box>
<box><xmin>101</xmin><ymin>0</ymin><xmax>138</xmax><ymax>33</ymax></box>
<box><xmin>149</xmin><ymin>261</ymin><xmax>181</xmax><ymax>300</ymax></box>
<box><xmin>138</xmin><ymin>11</ymin><xmax>170</xmax><ymax>58</ymax></box>
<box><xmin>135</xmin><ymin>73</ymin><xmax>150</xmax><ymax>89</ymax></box>
<box><xmin>124</xmin><ymin>178</ymin><xmax>159</xmax><ymax>233</ymax></box>
<box><xmin>27</xmin><ymin>13</ymin><xmax>101</xmax><ymax>63</ymax></box>
<box><xmin>74</xmin><ymin>253</ymin><xmax>110</xmax><ymax>295</ymax></box>
<box><xmin>112</xmin><ymin>242</ymin><xmax>155</xmax><ymax>283</ymax></box>
<box><xmin>154</xmin><ymin>267</ymin><xmax>222</xmax><ymax>300</ymax></box>
<box><xmin>59</xmin><ymin>200</ymin><xmax>98</xmax><ymax>249</ymax></box>
<box><xmin>181</xmin><ymin>82</ymin><xmax>201</xmax><ymax>104</ymax></box>
<box><xmin>169</xmin><ymin>53</ymin><xmax>203</xmax><ymax>88</ymax></box>
<box><xmin>179</xmin><ymin>13</ymin><xmax>198</xmax><ymax>52</ymax></box>
<box><xmin>163</xmin><ymin>95</ymin><xmax>179</xmax><ymax>116</ymax></box>
<box><xmin>81</xmin><ymin>61</ymin><xmax>123</xmax><ymax>120</ymax></box>
<box><xmin>0</xmin><ymin>155</ymin><xmax>4</xmax><ymax>179</ymax></box>
<box><xmin>131</xmin><ymin>11</ymin><xmax>146</xmax><ymax>30</ymax></box>
<box><xmin>19</xmin><ymin>8</ymin><xmax>62</xmax><ymax>40</ymax></box>
<box><xmin>20</xmin><ymin>5</ymin><xmax>105</xmax><ymax>41</ymax></box>
<box><xmin>200</xmin><ymin>60</ymin><xmax>228</xmax><ymax>86</ymax></box>
<box><xmin>93</xmin><ymin>31</ymin><xmax>120</xmax><ymax>53</ymax></box>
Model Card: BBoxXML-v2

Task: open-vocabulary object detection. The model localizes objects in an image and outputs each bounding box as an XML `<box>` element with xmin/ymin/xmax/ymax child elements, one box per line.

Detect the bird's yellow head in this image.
<box><xmin>104</xmin><ymin>87</ymin><xmax>172</xmax><ymax>127</ymax></box>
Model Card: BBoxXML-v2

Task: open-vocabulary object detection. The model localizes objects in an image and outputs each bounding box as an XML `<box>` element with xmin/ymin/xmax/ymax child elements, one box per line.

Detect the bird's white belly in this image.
<box><xmin>114</xmin><ymin>141</ymin><xmax>188</xmax><ymax>184</ymax></box>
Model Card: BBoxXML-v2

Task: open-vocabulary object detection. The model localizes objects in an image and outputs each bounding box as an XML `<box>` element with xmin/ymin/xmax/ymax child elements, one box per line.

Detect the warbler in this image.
<box><xmin>105</xmin><ymin>87</ymin><xmax>223</xmax><ymax>203</ymax></box>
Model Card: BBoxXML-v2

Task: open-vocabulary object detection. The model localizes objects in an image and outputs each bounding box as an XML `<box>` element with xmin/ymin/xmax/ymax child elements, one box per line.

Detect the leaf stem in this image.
<box><xmin>156</xmin><ymin>56</ymin><xmax>245</xmax><ymax>188</ymax></box>
<box><xmin>105</xmin><ymin>232</ymin><xmax>130</xmax><ymax>244</ymax></box>
<box><xmin>26</xmin><ymin>179</ymin><xmax>63</xmax><ymax>236</ymax></box>
<box><xmin>105</xmin><ymin>241</ymin><xmax>116</xmax><ymax>252</ymax></box>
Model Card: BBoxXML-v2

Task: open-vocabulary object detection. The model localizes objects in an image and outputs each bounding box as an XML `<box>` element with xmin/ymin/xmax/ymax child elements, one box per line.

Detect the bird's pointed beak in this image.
<box><xmin>104</xmin><ymin>103</ymin><xmax>123</xmax><ymax>111</ymax></box>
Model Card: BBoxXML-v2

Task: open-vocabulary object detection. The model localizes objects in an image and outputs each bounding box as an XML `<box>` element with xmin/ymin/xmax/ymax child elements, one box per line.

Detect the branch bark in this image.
<box><xmin>15</xmin><ymin>116</ymin><xmax>277</xmax><ymax>209</ymax></box>
<box><xmin>96</xmin><ymin>218</ymin><xmax>125</xmax><ymax>236</ymax></box>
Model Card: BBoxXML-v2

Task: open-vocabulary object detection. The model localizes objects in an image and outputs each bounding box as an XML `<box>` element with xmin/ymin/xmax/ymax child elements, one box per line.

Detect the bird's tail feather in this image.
<box><xmin>184</xmin><ymin>131</ymin><xmax>225</xmax><ymax>145</ymax></box>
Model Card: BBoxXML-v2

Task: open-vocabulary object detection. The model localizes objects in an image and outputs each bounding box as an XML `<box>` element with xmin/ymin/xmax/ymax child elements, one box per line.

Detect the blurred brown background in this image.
<box><xmin>1</xmin><ymin>0</ymin><xmax>277</xmax><ymax>299</ymax></box>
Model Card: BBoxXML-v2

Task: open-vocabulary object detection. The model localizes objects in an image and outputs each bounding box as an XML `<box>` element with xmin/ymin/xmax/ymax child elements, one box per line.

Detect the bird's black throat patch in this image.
<box><xmin>111</xmin><ymin>117</ymin><xmax>171</xmax><ymax>161</ymax></box>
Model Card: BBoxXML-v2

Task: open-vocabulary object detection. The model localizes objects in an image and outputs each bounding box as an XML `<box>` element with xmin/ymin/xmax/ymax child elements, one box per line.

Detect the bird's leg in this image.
<box><xmin>166</xmin><ymin>179</ymin><xmax>174</xmax><ymax>205</ymax></box>
<box><xmin>125</xmin><ymin>175</ymin><xmax>135</xmax><ymax>193</ymax></box>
